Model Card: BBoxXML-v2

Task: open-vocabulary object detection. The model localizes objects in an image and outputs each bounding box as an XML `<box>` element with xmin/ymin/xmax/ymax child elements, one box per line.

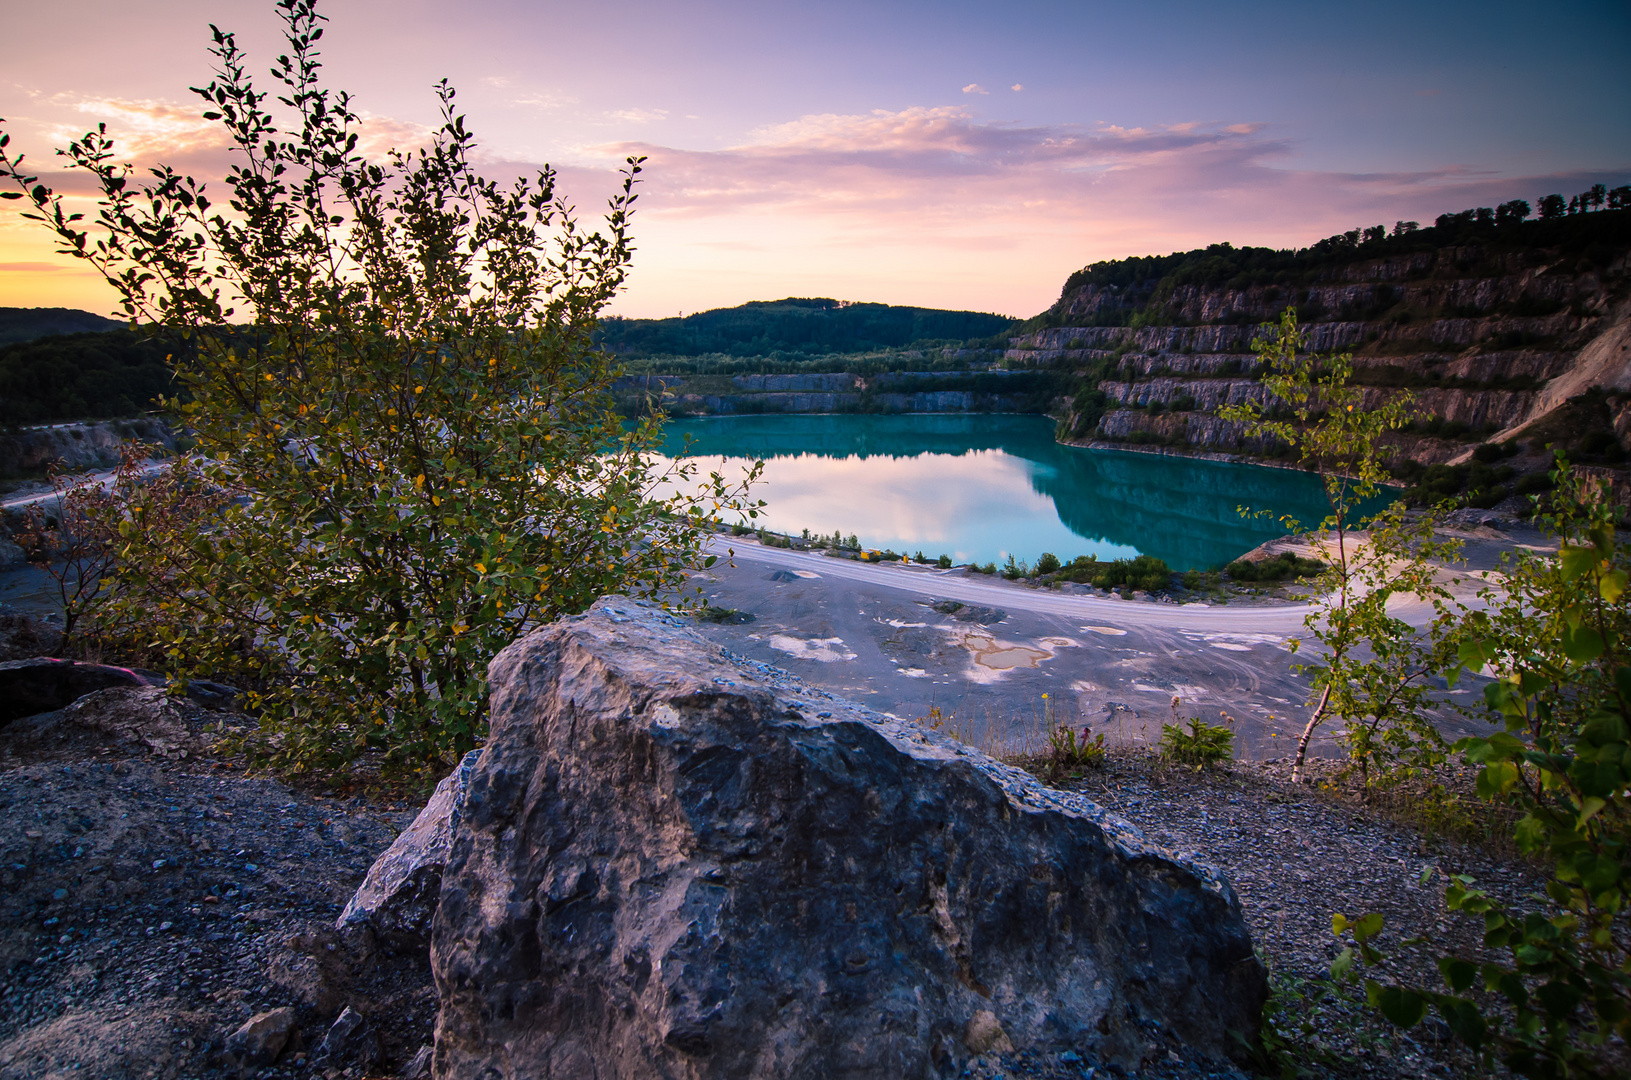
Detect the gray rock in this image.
<box><xmin>0</xmin><ymin>657</ymin><xmax>153</xmax><ymax>723</ymax></box>
<box><xmin>337</xmin><ymin>747</ymin><xmax>482</xmax><ymax>949</ymax></box>
<box><xmin>0</xmin><ymin>609</ymin><xmax>64</xmax><ymax>661</ymax></box>
<box><xmin>310</xmin><ymin>1006</ymin><xmax>381</xmax><ymax>1069</ymax></box>
<box><xmin>224</xmin><ymin>1006</ymin><xmax>296</xmax><ymax>1068</ymax></box>
<box><xmin>400</xmin><ymin>1045</ymin><xmax>433</xmax><ymax>1078</ymax></box>
<box><xmin>430</xmin><ymin>597</ymin><xmax>1266</xmax><ymax>1079</ymax></box>
<box><xmin>0</xmin><ymin>534</ymin><xmax>26</xmax><ymax>571</ymax></box>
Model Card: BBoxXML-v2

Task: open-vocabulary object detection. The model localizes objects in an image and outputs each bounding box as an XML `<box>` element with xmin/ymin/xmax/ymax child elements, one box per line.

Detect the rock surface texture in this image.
<box><xmin>429</xmin><ymin>598</ymin><xmax>1267</xmax><ymax>1079</ymax></box>
<box><xmin>337</xmin><ymin>748</ymin><xmax>482</xmax><ymax>950</ymax></box>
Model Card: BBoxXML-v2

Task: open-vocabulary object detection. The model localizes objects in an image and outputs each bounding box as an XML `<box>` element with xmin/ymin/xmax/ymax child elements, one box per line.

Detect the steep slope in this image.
<box><xmin>1025</xmin><ymin>209</ymin><xmax>1631</xmax><ymax>509</ymax></box>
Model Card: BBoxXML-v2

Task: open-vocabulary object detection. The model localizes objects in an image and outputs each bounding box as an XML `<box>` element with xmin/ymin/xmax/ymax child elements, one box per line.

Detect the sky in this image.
<box><xmin>1</xmin><ymin>0</ymin><xmax>1627</xmax><ymax>320</ymax></box>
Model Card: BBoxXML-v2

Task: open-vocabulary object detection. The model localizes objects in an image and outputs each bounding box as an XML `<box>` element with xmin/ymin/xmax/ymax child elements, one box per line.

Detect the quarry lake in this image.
<box><xmin>661</xmin><ymin>413</ymin><xmax>1331</xmax><ymax>570</ymax></box>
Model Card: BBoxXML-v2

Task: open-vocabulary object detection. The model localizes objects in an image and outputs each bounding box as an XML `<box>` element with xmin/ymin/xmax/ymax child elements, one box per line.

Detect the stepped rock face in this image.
<box><xmin>429</xmin><ymin>598</ymin><xmax>1265</xmax><ymax>1079</ymax></box>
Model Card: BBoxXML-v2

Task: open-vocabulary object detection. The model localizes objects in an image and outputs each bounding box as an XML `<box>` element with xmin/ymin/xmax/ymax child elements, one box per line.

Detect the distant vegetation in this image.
<box><xmin>0</xmin><ymin>307</ymin><xmax>123</xmax><ymax>348</ymax></box>
<box><xmin>0</xmin><ymin>327</ymin><xmax>179</xmax><ymax>425</ymax></box>
<box><xmin>599</xmin><ymin>297</ymin><xmax>1016</xmax><ymax>361</ymax></box>
<box><xmin>1027</xmin><ymin>191</ymin><xmax>1631</xmax><ymax>331</ymax></box>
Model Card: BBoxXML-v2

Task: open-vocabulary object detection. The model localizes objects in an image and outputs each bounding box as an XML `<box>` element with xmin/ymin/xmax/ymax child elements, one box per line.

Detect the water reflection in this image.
<box><xmin>661</xmin><ymin>414</ymin><xmax>1333</xmax><ymax>569</ymax></box>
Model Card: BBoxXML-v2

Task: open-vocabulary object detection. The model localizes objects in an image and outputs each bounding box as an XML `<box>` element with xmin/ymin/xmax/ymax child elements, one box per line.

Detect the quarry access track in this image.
<box><xmin>704</xmin><ymin>535</ymin><xmax>1456</xmax><ymax>634</ymax></box>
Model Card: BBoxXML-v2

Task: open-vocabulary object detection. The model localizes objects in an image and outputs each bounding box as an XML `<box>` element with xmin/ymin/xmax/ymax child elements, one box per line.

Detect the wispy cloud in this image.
<box><xmin>609</xmin><ymin>107</ymin><xmax>669</xmax><ymax>124</ymax></box>
<box><xmin>961</xmin><ymin>83</ymin><xmax>988</xmax><ymax>95</ymax></box>
<box><xmin>1010</xmin><ymin>84</ymin><xmax>1023</xmax><ymax>92</ymax></box>
<box><xmin>582</xmin><ymin>104</ymin><xmax>1621</xmax><ymax>315</ymax></box>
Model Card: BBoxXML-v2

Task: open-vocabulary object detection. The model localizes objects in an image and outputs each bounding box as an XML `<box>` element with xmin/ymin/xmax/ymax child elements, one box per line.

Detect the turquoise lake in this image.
<box><xmin>659</xmin><ymin>414</ymin><xmax>1333</xmax><ymax>570</ymax></box>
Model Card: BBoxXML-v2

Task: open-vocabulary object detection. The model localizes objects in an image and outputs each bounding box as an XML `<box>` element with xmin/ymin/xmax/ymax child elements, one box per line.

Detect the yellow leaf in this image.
<box><xmin>475</xmin><ymin>563</ymin><xmax>486</xmax><ymax>574</ymax></box>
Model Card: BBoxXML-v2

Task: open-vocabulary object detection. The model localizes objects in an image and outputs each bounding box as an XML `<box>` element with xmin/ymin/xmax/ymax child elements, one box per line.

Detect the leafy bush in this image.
<box><xmin>1159</xmin><ymin>717</ymin><xmax>1234</xmax><ymax>768</ymax></box>
<box><xmin>1059</xmin><ymin>553</ymin><xmax>1172</xmax><ymax>591</ymax></box>
<box><xmin>936</xmin><ymin>554</ymin><xmax>953</xmax><ymax>569</ymax></box>
<box><xmin>1</xmin><ymin>1</ymin><xmax>760</xmax><ymax>773</ymax></box>
<box><xmin>1333</xmin><ymin>465</ymin><xmax>1631</xmax><ymax>1076</ymax></box>
<box><xmin>1226</xmin><ymin>552</ymin><xmax>1325</xmax><ymax>582</ymax></box>
<box><xmin>1034</xmin><ymin>551</ymin><xmax>1061</xmax><ymax>575</ymax></box>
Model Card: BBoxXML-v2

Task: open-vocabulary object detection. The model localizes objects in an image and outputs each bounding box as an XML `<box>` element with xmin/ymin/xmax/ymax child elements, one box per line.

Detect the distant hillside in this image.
<box><xmin>0</xmin><ymin>328</ymin><xmax>179</xmax><ymax>426</ymax></box>
<box><xmin>1021</xmin><ymin>196</ymin><xmax>1631</xmax><ymax>513</ymax></box>
<box><xmin>598</xmin><ymin>298</ymin><xmax>1017</xmax><ymax>360</ymax></box>
<box><xmin>0</xmin><ymin>307</ymin><xmax>124</xmax><ymax>348</ymax></box>
<box><xmin>1028</xmin><ymin>191</ymin><xmax>1631</xmax><ymax>330</ymax></box>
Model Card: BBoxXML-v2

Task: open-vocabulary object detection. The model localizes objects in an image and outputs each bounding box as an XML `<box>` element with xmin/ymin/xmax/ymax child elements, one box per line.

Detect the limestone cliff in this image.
<box><xmin>1025</xmin><ymin>210</ymin><xmax>1631</xmax><ymax>508</ymax></box>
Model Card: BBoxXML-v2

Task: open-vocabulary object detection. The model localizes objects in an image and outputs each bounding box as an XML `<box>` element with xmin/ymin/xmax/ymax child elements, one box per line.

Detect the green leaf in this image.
<box><xmin>1534</xmin><ymin>980</ymin><xmax>1583</xmax><ymax>1020</ymax></box>
<box><xmin>1559</xmin><ymin>544</ymin><xmax>1597</xmax><ymax>582</ymax></box>
<box><xmin>1436</xmin><ymin>957</ymin><xmax>1476</xmax><ymax>992</ymax></box>
<box><xmin>1438</xmin><ymin>999</ymin><xmax>1487</xmax><ymax>1049</ymax></box>
<box><xmin>1367</xmin><ymin>983</ymin><xmax>1428</xmax><ymax>1028</ymax></box>
<box><xmin>1561</xmin><ymin>625</ymin><xmax>1605</xmax><ymax>664</ymax></box>
<box><xmin>1353</xmin><ymin>912</ymin><xmax>1384</xmax><ymax>943</ymax></box>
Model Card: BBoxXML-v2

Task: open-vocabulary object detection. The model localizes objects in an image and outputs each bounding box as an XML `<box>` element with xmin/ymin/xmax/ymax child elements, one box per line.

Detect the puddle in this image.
<box><xmin>1080</xmin><ymin>625</ymin><xmax>1127</xmax><ymax>636</ymax></box>
<box><xmin>767</xmin><ymin>634</ymin><xmax>857</xmax><ymax>662</ymax></box>
<box><xmin>956</xmin><ymin>631</ymin><xmax>1052</xmax><ymax>682</ymax></box>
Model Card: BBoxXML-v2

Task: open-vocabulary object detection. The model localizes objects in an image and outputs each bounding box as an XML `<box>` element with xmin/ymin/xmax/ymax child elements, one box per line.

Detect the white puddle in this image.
<box><xmin>1080</xmin><ymin>625</ymin><xmax>1128</xmax><ymax>636</ymax></box>
<box><xmin>767</xmin><ymin>634</ymin><xmax>857</xmax><ymax>662</ymax></box>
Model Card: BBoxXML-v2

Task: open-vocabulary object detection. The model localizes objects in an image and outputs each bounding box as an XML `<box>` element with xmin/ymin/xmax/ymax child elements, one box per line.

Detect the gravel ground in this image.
<box><xmin>1043</xmin><ymin>753</ymin><xmax>1546</xmax><ymax>1079</ymax></box>
<box><xmin>0</xmin><ymin>678</ymin><xmax>1547</xmax><ymax>1080</ymax></box>
<box><xmin>0</xmin><ymin>691</ymin><xmax>436</xmax><ymax>1080</ymax></box>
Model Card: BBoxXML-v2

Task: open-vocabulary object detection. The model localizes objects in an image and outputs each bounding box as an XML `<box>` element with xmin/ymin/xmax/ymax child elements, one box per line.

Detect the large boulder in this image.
<box><xmin>427</xmin><ymin>598</ymin><xmax>1267</xmax><ymax>1078</ymax></box>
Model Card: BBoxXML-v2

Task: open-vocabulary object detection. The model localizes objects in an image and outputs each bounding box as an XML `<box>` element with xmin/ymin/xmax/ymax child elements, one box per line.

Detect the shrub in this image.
<box><xmin>1159</xmin><ymin>717</ymin><xmax>1234</xmax><ymax>768</ymax></box>
<box><xmin>936</xmin><ymin>554</ymin><xmax>953</xmax><ymax>569</ymax></box>
<box><xmin>1226</xmin><ymin>552</ymin><xmax>1325</xmax><ymax>582</ymax></box>
<box><xmin>1334</xmin><ymin>465</ymin><xmax>1631</xmax><ymax>1076</ymax></box>
<box><xmin>0</xmin><ymin>1</ymin><xmax>760</xmax><ymax>773</ymax></box>
<box><xmin>1058</xmin><ymin>553</ymin><xmax>1172</xmax><ymax>591</ymax></box>
<box><xmin>1034</xmin><ymin>552</ymin><xmax>1061</xmax><ymax>575</ymax></box>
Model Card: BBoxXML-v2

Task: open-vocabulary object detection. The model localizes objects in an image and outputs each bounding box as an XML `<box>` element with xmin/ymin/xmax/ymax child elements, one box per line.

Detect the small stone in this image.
<box><xmin>963</xmin><ymin>1010</ymin><xmax>1015</xmax><ymax>1055</ymax></box>
<box><xmin>399</xmin><ymin>1045</ymin><xmax>433</xmax><ymax>1079</ymax></box>
<box><xmin>224</xmin><ymin>1007</ymin><xmax>296</xmax><ymax>1067</ymax></box>
<box><xmin>51</xmin><ymin>888</ymin><xmax>67</xmax><ymax>901</ymax></box>
<box><xmin>310</xmin><ymin>1006</ymin><xmax>380</xmax><ymax>1070</ymax></box>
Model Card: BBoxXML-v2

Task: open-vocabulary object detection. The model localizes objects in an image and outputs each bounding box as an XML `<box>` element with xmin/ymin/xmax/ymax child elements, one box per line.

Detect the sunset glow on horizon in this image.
<box><xmin>3</xmin><ymin>0</ymin><xmax>1627</xmax><ymax>320</ymax></box>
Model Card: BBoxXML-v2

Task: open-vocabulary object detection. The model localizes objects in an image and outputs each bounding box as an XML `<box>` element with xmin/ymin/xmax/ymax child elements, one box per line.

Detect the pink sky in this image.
<box><xmin>3</xmin><ymin>0</ymin><xmax>1626</xmax><ymax>320</ymax></box>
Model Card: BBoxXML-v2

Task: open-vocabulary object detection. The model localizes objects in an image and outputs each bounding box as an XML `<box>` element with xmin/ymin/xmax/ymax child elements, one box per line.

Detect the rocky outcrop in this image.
<box><xmin>0</xmin><ymin>658</ymin><xmax>154</xmax><ymax>723</ymax></box>
<box><xmin>0</xmin><ymin>417</ymin><xmax>174</xmax><ymax>476</ymax></box>
<box><xmin>427</xmin><ymin>598</ymin><xmax>1266</xmax><ymax>1079</ymax></box>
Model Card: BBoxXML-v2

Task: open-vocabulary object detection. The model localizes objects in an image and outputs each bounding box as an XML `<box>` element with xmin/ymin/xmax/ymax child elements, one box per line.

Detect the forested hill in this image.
<box><xmin>0</xmin><ymin>307</ymin><xmax>124</xmax><ymax>348</ymax></box>
<box><xmin>1029</xmin><ymin>186</ymin><xmax>1631</xmax><ymax>330</ymax></box>
<box><xmin>597</xmin><ymin>298</ymin><xmax>1017</xmax><ymax>358</ymax></box>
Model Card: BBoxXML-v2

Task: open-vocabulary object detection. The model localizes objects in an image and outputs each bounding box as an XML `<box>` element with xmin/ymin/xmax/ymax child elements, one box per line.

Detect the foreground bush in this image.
<box><xmin>0</xmin><ymin>0</ymin><xmax>758</xmax><ymax>773</ymax></box>
<box><xmin>1334</xmin><ymin>466</ymin><xmax>1630</xmax><ymax>1077</ymax></box>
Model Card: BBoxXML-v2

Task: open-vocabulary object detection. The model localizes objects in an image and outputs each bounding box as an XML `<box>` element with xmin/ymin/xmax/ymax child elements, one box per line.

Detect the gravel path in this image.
<box><xmin>1050</xmin><ymin>754</ymin><xmax>1543</xmax><ymax>1079</ymax></box>
<box><xmin>0</xmin><ymin>696</ymin><xmax>435</xmax><ymax>1080</ymax></box>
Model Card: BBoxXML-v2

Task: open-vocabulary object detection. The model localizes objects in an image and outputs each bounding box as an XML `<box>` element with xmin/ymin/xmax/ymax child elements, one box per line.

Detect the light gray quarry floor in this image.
<box><xmin>685</xmin><ymin>538</ymin><xmax>1490</xmax><ymax>761</ymax></box>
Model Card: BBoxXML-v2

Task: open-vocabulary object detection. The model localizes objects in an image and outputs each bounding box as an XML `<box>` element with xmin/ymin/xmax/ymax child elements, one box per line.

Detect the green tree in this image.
<box><xmin>1539</xmin><ymin>194</ymin><xmax>1568</xmax><ymax>220</ymax></box>
<box><xmin>1334</xmin><ymin>463</ymin><xmax>1631</xmax><ymax>1078</ymax></box>
<box><xmin>0</xmin><ymin>0</ymin><xmax>759</xmax><ymax>772</ymax></box>
<box><xmin>1221</xmin><ymin>309</ymin><xmax>1459</xmax><ymax>783</ymax></box>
